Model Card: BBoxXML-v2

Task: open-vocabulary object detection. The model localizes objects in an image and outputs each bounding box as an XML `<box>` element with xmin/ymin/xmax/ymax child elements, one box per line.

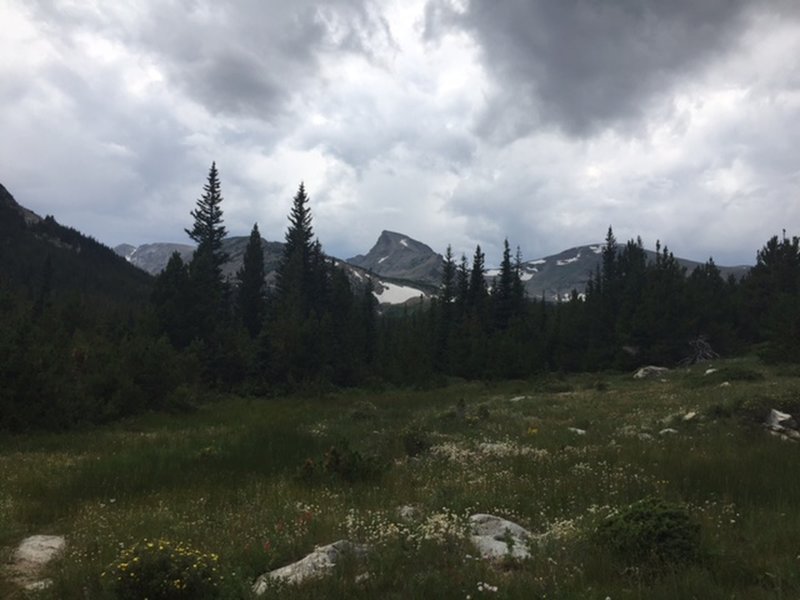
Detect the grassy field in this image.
<box><xmin>2</xmin><ymin>357</ymin><xmax>800</xmax><ymax>598</ymax></box>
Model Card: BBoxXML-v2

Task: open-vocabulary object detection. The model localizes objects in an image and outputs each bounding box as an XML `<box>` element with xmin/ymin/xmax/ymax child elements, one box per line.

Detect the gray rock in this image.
<box><xmin>683</xmin><ymin>411</ymin><xmax>698</xmax><ymax>422</ymax></box>
<box><xmin>567</xmin><ymin>427</ymin><xmax>587</xmax><ymax>435</ymax></box>
<box><xmin>766</xmin><ymin>408</ymin><xmax>796</xmax><ymax>430</ymax></box>
<box><xmin>704</xmin><ymin>368</ymin><xmax>718</xmax><ymax>375</ymax></box>
<box><xmin>469</xmin><ymin>514</ymin><xmax>533</xmax><ymax>560</ymax></box>
<box><xmin>633</xmin><ymin>366</ymin><xmax>669</xmax><ymax>379</ymax></box>
<box><xmin>10</xmin><ymin>535</ymin><xmax>66</xmax><ymax>591</ymax></box>
<box><xmin>252</xmin><ymin>540</ymin><xmax>367</xmax><ymax>593</ymax></box>
<box><xmin>659</xmin><ymin>428</ymin><xmax>679</xmax><ymax>435</ymax></box>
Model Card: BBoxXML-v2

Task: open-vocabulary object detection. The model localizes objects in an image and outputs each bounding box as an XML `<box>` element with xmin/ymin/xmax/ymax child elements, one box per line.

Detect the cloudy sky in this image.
<box><xmin>2</xmin><ymin>0</ymin><xmax>799</xmax><ymax>265</ymax></box>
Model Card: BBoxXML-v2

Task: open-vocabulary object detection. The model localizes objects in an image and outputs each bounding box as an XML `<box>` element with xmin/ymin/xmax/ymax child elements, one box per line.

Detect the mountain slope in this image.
<box><xmin>0</xmin><ymin>183</ymin><xmax>152</xmax><ymax>304</ymax></box>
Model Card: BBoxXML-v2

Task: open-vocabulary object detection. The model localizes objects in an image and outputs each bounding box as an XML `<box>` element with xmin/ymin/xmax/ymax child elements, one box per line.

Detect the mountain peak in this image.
<box><xmin>347</xmin><ymin>231</ymin><xmax>443</xmax><ymax>285</ymax></box>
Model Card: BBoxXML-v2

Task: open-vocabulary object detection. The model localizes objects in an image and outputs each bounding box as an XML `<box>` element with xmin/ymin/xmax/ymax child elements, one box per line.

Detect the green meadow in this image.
<box><xmin>2</xmin><ymin>357</ymin><xmax>800</xmax><ymax>599</ymax></box>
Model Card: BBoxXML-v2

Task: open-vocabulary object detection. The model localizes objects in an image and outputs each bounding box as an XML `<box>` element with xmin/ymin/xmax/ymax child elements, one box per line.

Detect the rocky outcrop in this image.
<box><xmin>468</xmin><ymin>514</ymin><xmax>533</xmax><ymax>560</ymax></box>
<box><xmin>633</xmin><ymin>366</ymin><xmax>669</xmax><ymax>379</ymax></box>
<box><xmin>252</xmin><ymin>540</ymin><xmax>368</xmax><ymax>593</ymax></box>
<box><xmin>765</xmin><ymin>409</ymin><xmax>800</xmax><ymax>441</ymax></box>
<box><xmin>8</xmin><ymin>535</ymin><xmax>66</xmax><ymax>591</ymax></box>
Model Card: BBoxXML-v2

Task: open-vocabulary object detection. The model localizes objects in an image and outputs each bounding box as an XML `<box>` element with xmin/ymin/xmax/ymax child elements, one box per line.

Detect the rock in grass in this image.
<box><xmin>469</xmin><ymin>514</ymin><xmax>533</xmax><ymax>560</ymax></box>
<box><xmin>659</xmin><ymin>428</ymin><xmax>679</xmax><ymax>436</ymax></box>
<box><xmin>765</xmin><ymin>408</ymin><xmax>796</xmax><ymax>430</ymax></box>
<box><xmin>567</xmin><ymin>427</ymin><xmax>587</xmax><ymax>435</ymax></box>
<box><xmin>252</xmin><ymin>540</ymin><xmax>368</xmax><ymax>593</ymax></box>
<box><xmin>10</xmin><ymin>535</ymin><xmax>66</xmax><ymax>591</ymax></box>
<box><xmin>633</xmin><ymin>366</ymin><xmax>669</xmax><ymax>379</ymax></box>
<box><xmin>764</xmin><ymin>408</ymin><xmax>800</xmax><ymax>442</ymax></box>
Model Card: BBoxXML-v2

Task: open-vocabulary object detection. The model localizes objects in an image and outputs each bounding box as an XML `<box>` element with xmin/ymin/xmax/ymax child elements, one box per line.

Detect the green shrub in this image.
<box><xmin>104</xmin><ymin>538</ymin><xmax>223</xmax><ymax>599</ymax></box>
<box><xmin>594</xmin><ymin>498</ymin><xmax>701</xmax><ymax>570</ymax></box>
<box><xmin>298</xmin><ymin>441</ymin><xmax>385</xmax><ymax>483</ymax></box>
<box><xmin>323</xmin><ymin>442</ymin><xmax>384</xmax><ymax>482</ymax></box>
<box><xmin>401</xmin><ymin>427</ymin><xmax>433</xmax><ymax>457</ymax></box>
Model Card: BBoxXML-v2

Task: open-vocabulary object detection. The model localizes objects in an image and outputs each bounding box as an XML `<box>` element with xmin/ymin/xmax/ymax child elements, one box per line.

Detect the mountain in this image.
<box><xmin>115</xmin><ymin>237</ymin><xmax>432</xmax><ymax>306</ymax></box>
<box><xmin>113</xmin><ymin>229</ymin><xmax>751</xmax><ymax>307</ymax></box>
<box><xmin>486</xmin><ymin>243</ymin><xmax>751</xmax><ymax>301</ymax></box>
<box><xmin>347</xmin><ymin>230</ymin><xmax>444</xmax><ymax>285</ymax></box>
<box><xmin>0</xmin><ymin>182</ymin><xmax>152</xmax><ymax>303</ymax></box>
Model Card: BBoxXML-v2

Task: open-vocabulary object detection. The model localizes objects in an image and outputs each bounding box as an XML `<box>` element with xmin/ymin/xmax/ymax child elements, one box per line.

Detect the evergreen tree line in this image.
<box><xmin>152</xmin><ymin>164</ymin><xmax>800</xmax><ymax>390</ymax></box>
<box><xmin>374</xmin><ymin>227</ymin><xmax>800</xmax><ymax>383</ymax></box>
<box><xmin>1</xmin><ymin>162</ymin><xmax>798</xmax><ymax>431</ymax></box>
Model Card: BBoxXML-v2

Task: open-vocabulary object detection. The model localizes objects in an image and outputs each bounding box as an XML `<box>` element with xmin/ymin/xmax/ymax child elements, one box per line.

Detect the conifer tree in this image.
<box><xmin>152</xmin><ymin>252</ymin><xmax>192</xmax><ymax>348</ymax></box>
<box><xmin>184</xmin><ymin>162</ymin><xmax>230</xmax><ymax>343</ymax></box>
<box><xmin>237</xmin><ymin>223</ymin><xmax>265</xmax><ymax>338</ymax></box>
<box><xmin>467</xmin><ymin>245</ymin><xmax>488</xmax><ymax>307</ymax></box>
<box><xmin>492</xmin><ymin>239</ymin><xmax>515</xmax><ymax>329</ymax></box>
<box><xmin>186</xmin><ymin>162</ymin><xmax>228</xmax><ymax>270</ymax></box>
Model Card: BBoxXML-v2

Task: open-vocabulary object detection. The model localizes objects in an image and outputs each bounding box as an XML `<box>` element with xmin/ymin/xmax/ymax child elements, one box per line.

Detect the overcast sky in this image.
<box><xmin>2</xmin><ymin>0</ymin><xmax>799</xmax><ymax>265</ymax></box>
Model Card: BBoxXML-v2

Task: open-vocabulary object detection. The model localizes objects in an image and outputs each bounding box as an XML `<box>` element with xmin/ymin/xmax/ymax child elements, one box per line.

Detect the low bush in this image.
<box><xmin>104</xmin><ymin>538</ymin><xmax>224</xmax><ymax>599</ymax></box>
<box><xmin>401</xmin><ymin>427</ymin><xmax>433</xmax><ymax>457</ymax></box>
<box><xmin>593</xmin><ymin>498</ymin><xmax>701</xmax><ymax>571</ymax></box>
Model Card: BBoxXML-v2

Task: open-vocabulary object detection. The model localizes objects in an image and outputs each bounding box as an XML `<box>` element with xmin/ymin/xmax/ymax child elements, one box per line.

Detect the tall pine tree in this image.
<box><xmin>237</xmin><ymin>223</ymin><xmax>265</xmax><ymax>338</ymax></box>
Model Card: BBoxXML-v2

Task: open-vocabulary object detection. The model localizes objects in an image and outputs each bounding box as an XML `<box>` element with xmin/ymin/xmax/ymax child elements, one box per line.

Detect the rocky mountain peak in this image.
<box><xmin>347</xmin><ymin>231</ymin><xmax>443</xmax><ymax>285</ymax></box>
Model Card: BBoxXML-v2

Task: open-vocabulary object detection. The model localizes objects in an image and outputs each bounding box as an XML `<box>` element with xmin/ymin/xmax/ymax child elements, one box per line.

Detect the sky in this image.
<box><xmin>2</xmin><ymin>0</ymin><xmax>799</xmax><ymax>266</ymax></box>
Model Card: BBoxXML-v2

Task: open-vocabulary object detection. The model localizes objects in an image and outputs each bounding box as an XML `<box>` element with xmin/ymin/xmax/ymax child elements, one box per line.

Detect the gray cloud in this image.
<box><xmin>2</xmin><ymin>0</ymin><xmax>799</xmax><ymax>269</ymax></box>
<box><xmin>424</xmin><ymin>0</ymin><xmax>799</xmax><ymax>139</ymax></box>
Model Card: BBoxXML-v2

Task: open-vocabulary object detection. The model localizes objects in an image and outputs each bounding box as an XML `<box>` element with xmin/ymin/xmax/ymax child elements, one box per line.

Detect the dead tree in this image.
<box><xmin>679</xmin><ymin>336</ymin><xmax>720</xmax><ymax>366</ymax></box>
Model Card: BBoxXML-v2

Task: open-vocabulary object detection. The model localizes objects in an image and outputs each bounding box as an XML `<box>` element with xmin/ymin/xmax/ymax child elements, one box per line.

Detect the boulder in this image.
<box><xmin>704</xmin><ymin>368</ymin><xmax>718</xmax><ymax>375</ymax></box>
<box><xmin>766</xmin><ymin>409</ymin><xmax>796</xmax><ymax>430</ymax></box>
<box><xmin>633</xmin><ymin>366</ymin><xmax>669</xmax><ymax>379</ymax></box>
<box><xmin>659</xmin><ymin>428</ymin><xmax>679</xmax><ymax>435</ymax></box>
<box><xmin>469</xmin><ymin>514</ymin><xmax>533</xmax><ymax>560</ymax></box>
<box><xmin>252</xmin><ymin>540</ymin><xmax>367</xmax><ymax>593</ymax></box>
<box><xmin>764</xmin><ymin>409</ymin><xmax>800</xmax><ymax>442</ymax></box>
<box><xmin>10</xmin><ymin>535</ymin><xmax>66</xmax><ymax>591</ymax></box>
<box><xmin>567</xmin><ymin>427</ymin><xmax>587</xmax><ymax>435</ymax></box>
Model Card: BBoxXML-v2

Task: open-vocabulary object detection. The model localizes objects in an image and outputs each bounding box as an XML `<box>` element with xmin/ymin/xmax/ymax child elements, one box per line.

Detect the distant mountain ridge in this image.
<box><xmin>115</xmin><ymin>237</ymin><xmax>432</xmax><ymax>306</ymax></box>
<box><xmin>504</xmin><ymin>244</ymin><xmax>751</xmax><ymax>301</ymax></box>
<box><xmin>115</xmin><ymin>230</ymin><xmax>752</xmax><ymax>305</ymax></box>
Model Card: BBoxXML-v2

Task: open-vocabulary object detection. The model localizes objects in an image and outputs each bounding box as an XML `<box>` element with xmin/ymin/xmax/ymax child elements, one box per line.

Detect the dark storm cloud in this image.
<box><xmin>424</xmin><ymin>0</ymin><xmax>799</xmax><ymax>139</ymax></box>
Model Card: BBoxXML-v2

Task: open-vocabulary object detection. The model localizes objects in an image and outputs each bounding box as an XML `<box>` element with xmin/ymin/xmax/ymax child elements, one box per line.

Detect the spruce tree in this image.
<box><xmin>237</xmin><ymin>223</ymin><xmax>265</xmax><ymax>338</ymax></box>
<box><xmin>184</xmin><ymin>162</ymin><xmax>230</xmax><ymax>347</ymax></box>
<box><xmin>186</xmin><ymin>162</ymin><xmax>228</xmax><ymax>270</ymax></box>
<box><xmin>492</xmin><ymin>239</ymin><xmax>514</xmax><ymax>329</ymax></box>
<box><xmin>467</xmin><ymin>245</ymin><xmax>488</xmax><ymax>307</ymax></box>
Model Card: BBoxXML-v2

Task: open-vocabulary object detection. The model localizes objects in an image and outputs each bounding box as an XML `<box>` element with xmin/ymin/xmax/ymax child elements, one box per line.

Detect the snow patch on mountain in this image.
<box><xmin>557</xmin><ymin>253</ymin><xmax>581</xmax><ymax>266</ymax></box>
<box><xmin>374</xmin><ymin>282</ymin><xmax>424</xmax><ymax>305</ymax></box>
<box><xmin>589</xmin><ymin>245</ymin><xmax>603</xmax><ymax>254</ymax></box>
<box><xmin>400</xmin><ymin>238</ymin><xmax>409</xmax><ymax>248</ymax></box>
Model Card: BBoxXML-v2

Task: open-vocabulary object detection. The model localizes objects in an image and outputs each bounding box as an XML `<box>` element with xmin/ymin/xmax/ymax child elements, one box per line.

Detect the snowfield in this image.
<box><xmin>374</xmin><ymin>282</ymin><xmax>424</xmax><ymax>304</ymax></box>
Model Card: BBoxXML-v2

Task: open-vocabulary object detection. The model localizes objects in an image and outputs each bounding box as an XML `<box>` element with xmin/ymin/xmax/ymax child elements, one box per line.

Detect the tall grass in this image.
<box><xmin>1</xmin><ymin>356</ymin><xmax>799</xmax><ymax>598</ymax></box>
